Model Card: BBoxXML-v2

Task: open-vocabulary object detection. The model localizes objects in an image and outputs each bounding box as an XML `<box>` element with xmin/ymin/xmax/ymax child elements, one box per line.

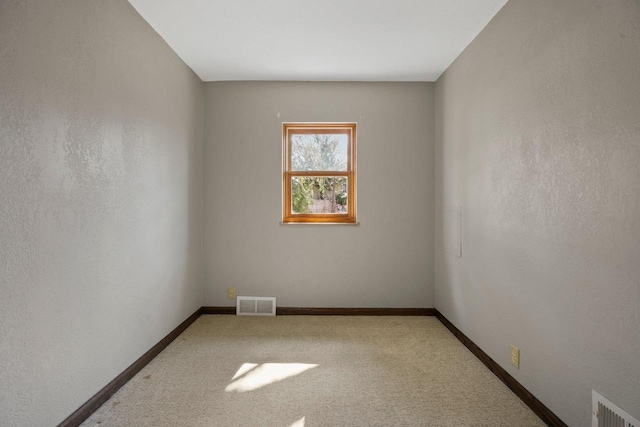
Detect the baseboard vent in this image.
<box><xmin>593</xmin><ymin>390</ymin><xmax>639</xmax><ymax>427</ymax></box>
<box><xmin>236</xmin><ymin>296</ymin><xmax>276</xmax><ymax>316</ymax></box>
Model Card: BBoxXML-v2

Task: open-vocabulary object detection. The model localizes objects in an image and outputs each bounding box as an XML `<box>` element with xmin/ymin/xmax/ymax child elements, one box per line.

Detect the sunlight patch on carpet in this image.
<box><xmin>226</xmin><ymin>363</ymin><xmax>318</xmax><ymax>392</ymax></box>
<box><xmin>231</xmin><ymin>363</ymin><xmax>259</xmax><ymax>380</ymax></box>
<box><xmin>288</xmin><ymin>416</ymin><xmax>306</xmax><ymax>427</ymax></box>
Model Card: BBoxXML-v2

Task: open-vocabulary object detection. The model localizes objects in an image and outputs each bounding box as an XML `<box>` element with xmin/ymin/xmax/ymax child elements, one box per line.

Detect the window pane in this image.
<box><xmin>291</xmin><ymin>176</ymin><xmax>348</xmax><ymax>214</ymax></box>
<box><xmin>291</xmin><ymin>134</ymin><xmax>348</xmax><ymax>171</ymax></box>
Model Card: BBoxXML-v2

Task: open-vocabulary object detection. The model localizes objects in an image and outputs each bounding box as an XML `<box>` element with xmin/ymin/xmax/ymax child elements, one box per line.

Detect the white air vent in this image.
<box><xmin>236</xmin><ymin>296</ymin><xmax>276</xmax><ymax>316</ymax></box>
<box><xmin>593</xmin><ymin>390</ymin><xmax>639</xmax><ymax>427</ymax></box>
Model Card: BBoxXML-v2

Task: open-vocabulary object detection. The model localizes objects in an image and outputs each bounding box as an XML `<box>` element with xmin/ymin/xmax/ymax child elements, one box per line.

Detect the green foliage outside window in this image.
<box><xmin>292</xmin><ymin>177</ymin><xmax>313</xmax><ymax>214</ymax></box>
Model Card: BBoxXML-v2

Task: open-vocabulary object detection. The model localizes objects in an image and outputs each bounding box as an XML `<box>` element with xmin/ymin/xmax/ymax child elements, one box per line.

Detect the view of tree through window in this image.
<box><xmin>291</xmin><ymin>134</ymin><xmax>348</xmax><ymax>214</ymax></box>
<box><xmin>283</xmin><ymin>124</ymin><xmax>356</xmax><ymax>223</ymax></box>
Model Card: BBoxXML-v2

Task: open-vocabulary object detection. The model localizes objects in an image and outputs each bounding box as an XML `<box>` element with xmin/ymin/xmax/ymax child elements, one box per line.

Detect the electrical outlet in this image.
<box><xmin>227</xmin><ymin>287</ymin><xmax>236</xmax><ymax>300</ymax></box>
<box><xmin>510</xmin><ymin>345</ymin><xmax>520</xmax><ymax>369</ymax></box>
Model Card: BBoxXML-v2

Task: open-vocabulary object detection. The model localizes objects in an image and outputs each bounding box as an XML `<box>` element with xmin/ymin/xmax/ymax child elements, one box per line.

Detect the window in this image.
<box><xmin>282</xmin><ymin>123</ymin><xmax>357</xmax><ymax>224</ymax></box>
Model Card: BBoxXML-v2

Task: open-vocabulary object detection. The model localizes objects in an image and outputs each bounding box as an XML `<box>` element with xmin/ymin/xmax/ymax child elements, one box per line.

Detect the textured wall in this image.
<box><xmin>0</xmin><ymin>1</ymin><xmax>203</xmax><ymax>426</ymax></box>
<box><xmin>203</xmin><ymin>82</ymin><xmax>434</xmax><ymax>308</ymax></box>
<box><xmin>435</xmin><ymin>0</ymin><xmax>640</xmax><ymax>425</ymax></box>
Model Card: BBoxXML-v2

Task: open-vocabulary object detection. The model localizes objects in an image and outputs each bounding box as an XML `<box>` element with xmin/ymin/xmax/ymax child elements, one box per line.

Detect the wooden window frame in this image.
<box><xmin>282</xmin><ymin>123</ymin><xmax>357</xmax><ymax>224</ymax></box>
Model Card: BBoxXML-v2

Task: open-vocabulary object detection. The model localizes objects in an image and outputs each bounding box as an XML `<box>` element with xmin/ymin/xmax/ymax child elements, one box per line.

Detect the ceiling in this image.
<box><xmin>127</xmin><ymin>0</ymin><xmax>508</xmax><ymax>82</ymax></box>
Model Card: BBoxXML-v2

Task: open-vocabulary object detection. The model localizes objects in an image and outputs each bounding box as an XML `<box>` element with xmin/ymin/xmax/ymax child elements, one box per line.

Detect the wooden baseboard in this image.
<box><xmin>435</xmin><ymin>311</ymin><xmax>567</xmax><ymax>427</ymax></box>
<box><xmin>57</xmin><ymin>308</ymin><xmax>202</xmax><ymax>427</ymax></box>
<box><xmin>277</xmin><ymin>307</ymin><xmax>437</xmax><ymax>316</ymax></box>
<box><xmin>200</xmin><ymin>306</ymin><xmax>236</xmax><ymax>315</ymax></box>
<box><xmin>200</xmin><ymin>306</ymin><xmax>436</xmax><ymax>316</ymax></box>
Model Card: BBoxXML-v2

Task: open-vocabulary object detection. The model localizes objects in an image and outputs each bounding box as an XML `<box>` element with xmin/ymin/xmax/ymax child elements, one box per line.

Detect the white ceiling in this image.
<box><xmin>127</xmin><ymin>0</ymin><xmax>508</xmax><ymax>82</ymax></box>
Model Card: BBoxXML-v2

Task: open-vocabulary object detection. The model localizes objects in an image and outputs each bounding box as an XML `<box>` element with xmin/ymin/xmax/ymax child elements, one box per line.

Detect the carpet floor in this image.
<box><xmin>81</xmin><ymin>315</ymin><xmax>545</xmax><ymax>427</ymax></box>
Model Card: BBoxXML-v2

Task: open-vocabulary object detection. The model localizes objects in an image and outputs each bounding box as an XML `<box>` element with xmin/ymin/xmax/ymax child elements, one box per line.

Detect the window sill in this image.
<box><xmin>279</xmin><ymin>221</ymin><xmax>360</xmax><ymax>226</ymax></box>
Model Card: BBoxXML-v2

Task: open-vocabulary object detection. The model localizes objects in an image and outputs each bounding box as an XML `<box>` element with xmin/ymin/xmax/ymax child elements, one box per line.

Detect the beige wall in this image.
<box><xmin>435</xmin><ymin>0</ymin><xmax>640</xmax><ymax>425</ymax></box>
<box><xmin>0</xmin><ymin>1</ymin><xmax>203</xmax><ymax>425</ymax></box>
<box><xmin>203</xmin><ymin>82</ymin><xmax>434</xmax><ymax>308</ymax></box>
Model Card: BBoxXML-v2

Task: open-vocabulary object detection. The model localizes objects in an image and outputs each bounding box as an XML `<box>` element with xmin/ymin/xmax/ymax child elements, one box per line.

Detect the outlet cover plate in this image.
<box><xmin>510</xmin><ymin>345</ymin><xmax>520</xmax><ymax>369</ymax></box>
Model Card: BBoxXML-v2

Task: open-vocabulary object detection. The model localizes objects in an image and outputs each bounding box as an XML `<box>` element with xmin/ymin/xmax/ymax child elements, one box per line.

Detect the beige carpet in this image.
<box><xmin>81</xmin><ymin>316</ymin><xmax>545</xmax><ymax>427</ymax></box>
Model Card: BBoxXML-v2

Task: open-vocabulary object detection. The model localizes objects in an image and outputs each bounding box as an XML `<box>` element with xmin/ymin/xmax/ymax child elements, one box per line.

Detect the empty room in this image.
<box><xmin>1</xmin><ymin>0</ymin><xmax>639</xmax><ymax>426</ymax></box>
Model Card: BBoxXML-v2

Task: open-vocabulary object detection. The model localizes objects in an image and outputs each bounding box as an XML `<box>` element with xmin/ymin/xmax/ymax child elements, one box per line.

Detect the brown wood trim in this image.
<box><xmin>288</xmin><ymin>171</ymin><xmax>350</xmax><ymax>177</ymax></box>
<box><xmin>199</xmin><ymin>307</ymin><xmax>435</xmax><ymax>316</ymax></box>
<box><xmin>435</xmin><ymin>311</ymin><xmax>567</xmax><ymax>427</ymax></box>
<box><xmin>277</xmin><ymin>307</ymin><xmax>437</xmax><ymax>316</ymax></box>
<box><xmin>200</xmin><ymin>306</ymin><xmax>236</xmax><ymax>315</ymax></box>
<box><xmin>58</xmin><ymin>307</ymin><xmax>202</xmax><ymax>427</ymax></box>
<box><xmin>282</xmin><ymin>122</ymin><xmax>357</xmax><ymax>224</ymax></box>
<box><xmin>286</xmin><ymin>127</ymin><xmax>352</xmax><ymax>135</ymax></box>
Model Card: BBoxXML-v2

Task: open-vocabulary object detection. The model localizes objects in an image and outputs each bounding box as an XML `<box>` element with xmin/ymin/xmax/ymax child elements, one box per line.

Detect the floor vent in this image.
<box><xmin>236</xmin><ymin>296</ymin><xmax>276</xmax><ymax>316</ymax></box>
<box><xmin>593</xmin><ymin>390</ymin><xmax>639</xmax><ymax>427</ymax></box>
